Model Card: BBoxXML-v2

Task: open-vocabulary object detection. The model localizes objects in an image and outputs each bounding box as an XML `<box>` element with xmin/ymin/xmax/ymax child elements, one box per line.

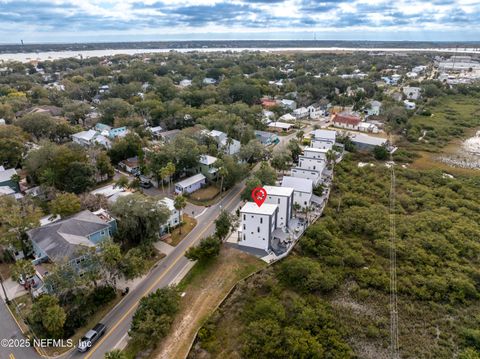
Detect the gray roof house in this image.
<box><xmin>27</xmin><ymin>210</ymin><xmax>116</xmax><ymax>267</ymax></box>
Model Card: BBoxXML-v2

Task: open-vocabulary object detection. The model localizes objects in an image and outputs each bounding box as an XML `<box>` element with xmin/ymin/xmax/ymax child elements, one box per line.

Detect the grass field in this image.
<box><xmin>150</xmin><ymin>247</ymin><xmax>265</xmax><ymax>359</ymax></box>
<box><xmin>188</xmin><ymin>185</ymin><xmax>221</xmax><ymax>206</ymax></box>
<box><xmin>403</xmin><ymin>95</ymin><xmax>480</xmax><ymax>152</ymax></box>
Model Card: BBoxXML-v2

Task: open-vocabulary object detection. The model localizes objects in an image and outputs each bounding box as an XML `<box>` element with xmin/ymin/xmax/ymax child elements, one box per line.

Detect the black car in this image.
<box><xmin>140</xmin><ymin>181</ymin><xmax>152</xmax><ymax>188</ymax></box>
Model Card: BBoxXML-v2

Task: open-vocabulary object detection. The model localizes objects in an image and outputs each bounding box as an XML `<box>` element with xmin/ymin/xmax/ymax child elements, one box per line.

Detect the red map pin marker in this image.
<box><xmin>252</xmin><ymin>187</ymin><xmax>267</xmax><ymax>207</ymax></box>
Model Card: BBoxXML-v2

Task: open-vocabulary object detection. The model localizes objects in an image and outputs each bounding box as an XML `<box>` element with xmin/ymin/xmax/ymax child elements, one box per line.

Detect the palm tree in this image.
<box><xmin>225</xmin><ymin>137</ymin><xmax>234</xmax><ymax>154</ymax></box>
<box><xmin>159</xmin><ymin>167</ymin><xmax>169</xmax><ymax>192</ymax></box>
<box><xmin>174</xmin><ymin>195</ymin><xmax>187</xmax><ymax>235</ymax></box>
<box><xmin>326</xmin><ymin>149</ymin><xmax>336</xmax><ymax>169</ymax></box>
<box><xmin>296</xmin><ymin>130</ymin><xmax>304</xmax><ymax>141</ymax></box>
<box><xmin>218</xmin><ymin>166</ymin><xmax>228</xmax><ymax>193</ymax></box>
<box><xmin>293</xmin><ymin>203</ymin><xmax>301</xmax><ymax>217</ymax></box>
<box><xmin>165</xmin><ymin>162</ymin><xmax>176</xmax><ymax>191</ymax></box>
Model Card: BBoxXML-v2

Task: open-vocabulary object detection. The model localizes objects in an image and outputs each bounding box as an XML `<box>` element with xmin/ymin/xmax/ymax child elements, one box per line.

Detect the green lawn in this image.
<box><xmin>188</xmin><ymin>185</ymin><xmax>221</xmax><ymax>206</ymax></box>
<box><xmin>403</xmin><ymin>95</ymin><xmax>480</xmax><ymax>151</ymax></box>
<box><xmin>166</xmin><ymin>215</ymin><xmax>197</xmax><ymax>246</ymax></box>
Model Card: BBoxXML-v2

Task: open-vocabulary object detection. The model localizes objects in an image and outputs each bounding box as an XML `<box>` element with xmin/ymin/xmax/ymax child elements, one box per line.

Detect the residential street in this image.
<box><xmin>0</xmin><ymin>131</ymin><xmax>296</xmax><ymax>359</ymax></box>
<box><xmin>0</xmin><ymin>300</ymin><xmax>38</xmax><ymax>359</ymax></box>
<box><xmin>72</xmin><ymin>181</ymin><xmax>245</xmax><ymax>359</ymax></box>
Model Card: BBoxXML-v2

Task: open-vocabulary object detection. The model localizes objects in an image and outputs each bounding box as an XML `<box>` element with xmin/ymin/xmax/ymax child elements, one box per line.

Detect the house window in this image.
<box><xmin>243</xmin><ymin>224</ymin><xmax>246</xmax><ymax>230</ymax></box>
<box><xmin>260</xmin><ymin>218</ymin><xmax>263</xmax><ymax>224</ymax></box>
<box><xmin>257</xmin><ymin>227</ymin><xmax>260</xmax><ymax>233</ymax></box>
<box><xmin>277</xmin><ymin>198</ymin><xmax>280</xmax><ymax>204</ymax></box>
<box><xmin>243</xmin><ymin>234</ymin><xmax>245</xmax><ymax>241</ymax></box>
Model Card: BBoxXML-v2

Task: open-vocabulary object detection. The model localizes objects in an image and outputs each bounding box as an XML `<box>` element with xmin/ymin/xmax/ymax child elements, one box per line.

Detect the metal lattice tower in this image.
<box><xmin>389</xmin><ymin>154</ymin><xmax>400</xmax><ymax>359</ymax></box>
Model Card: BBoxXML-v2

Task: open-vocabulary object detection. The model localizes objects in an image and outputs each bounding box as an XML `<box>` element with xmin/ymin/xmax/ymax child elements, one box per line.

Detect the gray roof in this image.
<box><xmin>0</xmin><ymin>168</ymin><xmax>17</xmax><ymax>183</ymax></box>
<box><xmin>27</xmin><ymin>210</ymin><xmax>110</xmax><ymax>263</ymax></box>
<box><xmin>176</xmin><ymin>173</ymin><xmax>206</xmax><ymax>188</ymax></box>
<box><xmin>281</xmin><ymin>176</ymin><xmax>313</xmax><ymax>193</ymax></box>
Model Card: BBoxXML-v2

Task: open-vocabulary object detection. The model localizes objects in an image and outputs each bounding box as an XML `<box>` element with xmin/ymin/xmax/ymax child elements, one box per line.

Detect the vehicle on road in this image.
<box><xmin>78</xmin><ymin>323</ymin><xmax>106</xmax><ymax>352</ymax></box>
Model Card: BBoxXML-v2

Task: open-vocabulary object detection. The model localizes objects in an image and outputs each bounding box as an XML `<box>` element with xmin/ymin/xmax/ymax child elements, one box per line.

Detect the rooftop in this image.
<box><xmin>240</xmin><ymin>202</ymin><xmax>278</xmax><ymax>215</ymax></box>
<box><xmin>268</xmin><ymin>121</ymin><xmax>293</xmax><ymax>129</ymax></box>
<box><xmin>176</xmin><ymin>173</ymin><xmax>206</xmax><ymax>188</ymax></box>
<box><xmin>350</xmin><ymin>133</ymin><xmax>388</xmax><ymax>146</ymax></box>
<box><xmin>281</xmin><ymin>176</ymin><xmax>313</xmax><ymax>193</ymax></box>
<box><xmin>312</xmin><ymin>129</ymin><xmax>336</xmax><ymax>141</ymax></box>
<box><xmin>27</xmin><ymin>210</ymin><xmax>111</xmax><ymax>263</ymax></box>
<box><xmin>0</xmin><ymin>167</ymin><xmax>17</xmax><ymax>183</ymax></box>
<box><xmin>209</xmin><ymin>129</ymin><xmax>226</xmax><ymax>137</ymax></box>
<box><xmin>199</xmin><ymin>154</ymin><xmax>218</xmax><ymax>166</ymax></box>
<box><xmin>159</xmin><ymin>197</ymin><xmax>175</xmax><ymax>211</ymax></box>
<box><xmin>72</xmin><ymin>129</ymin><xmax>97</xmax><ymax>141</ymax></box>
<box><xmin>263</xmin><ymin>185</ymin><xmax>294</xmax><ymax>197</ymax></box>
<box><xmin>333</xmin><ymin>114</ymin><xmax>362</xmax><ymax>126</ymax></box>
<box><xmin>304</xmin><ymin>147</ymin><xmax>328</xmax><ymax>153</ymax></box>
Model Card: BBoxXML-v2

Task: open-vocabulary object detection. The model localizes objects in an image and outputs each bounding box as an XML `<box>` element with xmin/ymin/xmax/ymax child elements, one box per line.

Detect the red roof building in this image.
<box><xmin>333</xmin><ymin>113</ymin><xmax>361</xmax><ymax>129</ymax></box>
<box><xmin>261</xmin><ymin>98</ymin><xmax>277</xmax><ymax>109</ymax></box>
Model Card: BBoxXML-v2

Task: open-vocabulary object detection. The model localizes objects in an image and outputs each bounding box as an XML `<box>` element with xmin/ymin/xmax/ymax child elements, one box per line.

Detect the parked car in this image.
<box><xmin>78</xmin><ymin>323</ymin><xmax>106</xmax><ymax>352</ymax></box>
<box><xmin>140</xmin><ymin>180</ymin><xmax>152</xmax><ymax>189</ymax></box>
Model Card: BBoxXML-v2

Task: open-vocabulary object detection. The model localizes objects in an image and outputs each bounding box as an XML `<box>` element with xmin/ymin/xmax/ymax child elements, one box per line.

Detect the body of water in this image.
<box><xmin>1</xmin><ymin>47</ymin><xmax>480</xmax><ymax>63</ymax></box>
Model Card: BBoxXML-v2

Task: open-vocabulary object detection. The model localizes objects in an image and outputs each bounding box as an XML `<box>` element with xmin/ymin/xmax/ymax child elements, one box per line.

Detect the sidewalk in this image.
<box><xmin>0</xmin><ymin>278</ymin><xmax>27</xmax><ymax>300</ymax></box>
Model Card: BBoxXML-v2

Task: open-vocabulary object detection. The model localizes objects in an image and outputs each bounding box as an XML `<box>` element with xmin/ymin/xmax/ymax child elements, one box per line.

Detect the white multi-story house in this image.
<box><xmin>303</xmin><ymin>147</ymin><xmax>328</xmax><ymax>161</ymax></box>
<box><xmin>159</xmin><ymin>197</ymin><xmax>181</xmax><ymax>233</ymax></box>
<box><xmin>263</xmin><ymin>186</ymin><xmax>294</xmax><ymax>229</ymax></box>
<box><xmin>281</xmin><ymin>176</ymin><xmax>313</xmax><ymax>208</ymax></box>
<box><xmin>208</xmin><ymin>130</ymin><xmax>241</xmax><ymax>155</ymax></box>
<box><xmin>311</xmin><ymin>138</ymin><xmax>334</xmax><ymax>150</ymax></box>
<box><xmin>298</xmin><ymin>155</ymin><xmax>325</xmax><ymax>172</ymax></box>
<box><xmin>292</xmin><ymin>107</ymin><xmax>308</xmax><ymax>119</ymax></box>
<box><xmin>238</xmin><ymin>202</ymin><xmax>278</xmax><ymax>252</ymax></box>
<box><xmin>290</xmin><ymin>168</ymin><xmax>322</xmax><ymax>186</ymax></box>
<box><xmin>307</xmin><ymin>105</ymin><xmax>318</xmax><ymax>119</ymax></box>
<box><xmin>312</xmin><ymin>129</ymin><xmax>336</xmax><ymax>143</ymax></box>
<box><xmin>310</xmin><ymin>129</ymin><xmax>336</xmax><ymax>150</ymax></box>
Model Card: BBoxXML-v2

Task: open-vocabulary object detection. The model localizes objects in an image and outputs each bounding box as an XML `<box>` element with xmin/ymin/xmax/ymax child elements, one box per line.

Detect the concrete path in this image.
<box><xmin>0</xmin><ymin>278</ymin><xmax>27</xmax><ymax>300</ymax></box>
<box><xmin>154</xmin><ymin>241</ymin><xmax>175</xmax><ymax>256</ymax></box>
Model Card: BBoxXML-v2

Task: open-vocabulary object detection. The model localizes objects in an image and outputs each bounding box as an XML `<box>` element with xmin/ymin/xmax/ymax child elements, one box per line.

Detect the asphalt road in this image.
<box><xmin>70</xmin><ymin>181</ymin><xmax>245</xmax><ymax>359</ymax></box>
<box><xmin>0</xmin><ymin>300</ymin><xmax>38</xmax><ymax>359</ymax></box>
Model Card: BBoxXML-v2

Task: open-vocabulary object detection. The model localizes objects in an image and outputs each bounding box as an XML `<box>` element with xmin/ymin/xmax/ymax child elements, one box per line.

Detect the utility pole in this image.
<box><xmin>389</xmin><ymin>142</ymin><xmax>399</xmax><ymax>359</ymax></box>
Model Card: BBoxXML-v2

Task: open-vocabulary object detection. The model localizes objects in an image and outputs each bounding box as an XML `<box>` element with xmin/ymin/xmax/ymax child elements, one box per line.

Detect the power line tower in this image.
<box><xmin>389</xmin><ymin>150</ymin><xmax>400</xmax><ymax>359</ymax></box>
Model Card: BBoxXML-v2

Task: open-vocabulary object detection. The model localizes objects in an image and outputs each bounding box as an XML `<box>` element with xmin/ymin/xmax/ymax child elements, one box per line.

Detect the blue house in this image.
<box><xmin>27</xmin><ymin>209</ymin><xmax>116</xmax><ymax>270</ymax></box>
<box><xmin>95</xmin><ymin>123</ymin><xmax>128</xmax><ymax>139</ymax></box>
<box><xmin>254</xmin><ymin>130</ymin><xmax>279</xmax><ymax>146</ymax></box>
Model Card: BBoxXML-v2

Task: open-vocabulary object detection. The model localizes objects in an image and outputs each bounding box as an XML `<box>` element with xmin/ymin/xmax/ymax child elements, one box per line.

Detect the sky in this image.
<box><xmin>0</xmin><ymin>0</ymin><xmax>480</xmax><ymax>43</ymax></box>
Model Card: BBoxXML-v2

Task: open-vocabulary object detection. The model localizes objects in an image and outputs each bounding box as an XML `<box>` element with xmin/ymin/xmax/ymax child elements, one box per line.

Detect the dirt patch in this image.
<box><xmin>151</xmin><ymin>246</ymin><xmax>265</xmax><ymax>359</ymax></box>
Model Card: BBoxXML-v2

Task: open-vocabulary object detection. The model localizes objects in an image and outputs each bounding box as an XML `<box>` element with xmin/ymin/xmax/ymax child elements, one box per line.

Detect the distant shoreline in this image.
<box><xmin>1</xmin><ymin>46</ymin><xmax>480</xmax><ymax>63</ymax></box>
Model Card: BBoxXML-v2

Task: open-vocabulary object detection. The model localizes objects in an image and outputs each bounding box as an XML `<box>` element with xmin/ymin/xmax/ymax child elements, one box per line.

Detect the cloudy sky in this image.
<box><xmin>0</xmin><ymin>0</ymin><xmax>479</xmax><ymax>43</ymax></box>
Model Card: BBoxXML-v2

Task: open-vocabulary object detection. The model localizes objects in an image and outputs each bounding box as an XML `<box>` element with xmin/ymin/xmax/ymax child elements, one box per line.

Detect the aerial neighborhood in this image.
<box><xmin>0</xmin><ymin>46</ymin><xmax>479</xmax><ymax>359</ymax></box>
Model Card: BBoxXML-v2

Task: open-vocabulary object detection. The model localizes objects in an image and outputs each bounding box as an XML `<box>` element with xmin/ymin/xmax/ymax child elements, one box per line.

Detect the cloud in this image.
<box><xmin>0</xmin><ymin>0</ymin><xmax>479</xmax><ymax>42</ymax></box>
